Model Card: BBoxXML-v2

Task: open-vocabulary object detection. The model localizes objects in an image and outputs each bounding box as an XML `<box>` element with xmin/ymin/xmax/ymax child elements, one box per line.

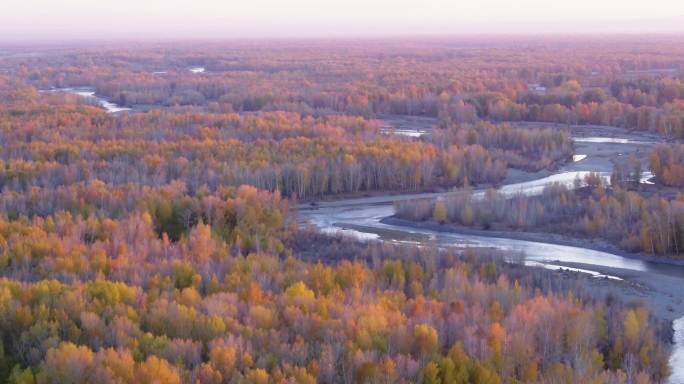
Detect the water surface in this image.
<box><xmin>42</xmin><ymin>87</ymin><xmax>131</xmax><ymax>113</ymax></box>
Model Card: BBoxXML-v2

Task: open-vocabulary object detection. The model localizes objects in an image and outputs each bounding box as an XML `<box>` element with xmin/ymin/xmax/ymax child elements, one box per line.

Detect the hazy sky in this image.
<box><xmin>2</xmin><ymin>0</ymin><xmax>684</xmax><ymax>40</ymax></box>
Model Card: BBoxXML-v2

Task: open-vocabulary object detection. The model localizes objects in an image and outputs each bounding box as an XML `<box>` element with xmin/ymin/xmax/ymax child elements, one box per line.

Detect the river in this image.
<box><xmin>41</xmin><ymin>87</ymin><xmax>131</xmax><ymax>113</ymax></box>
<box><xmin>298</xmin><ymin>128</ymin><xmax>684</xmax><ymax>382</ymax></box>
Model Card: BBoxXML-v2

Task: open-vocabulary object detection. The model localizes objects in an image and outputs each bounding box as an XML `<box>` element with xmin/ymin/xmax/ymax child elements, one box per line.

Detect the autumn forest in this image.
<box><xmin>0</xmin><ymin>36</ymin><xmax>683</xmax><ymax>383</ymax></box>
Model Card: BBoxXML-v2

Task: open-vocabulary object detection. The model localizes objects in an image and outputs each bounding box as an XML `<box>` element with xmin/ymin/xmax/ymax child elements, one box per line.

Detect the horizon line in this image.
<box><xmin>2</xmin><ymin>31</ymin><xmax>684</xmax><ymax>47</ymax></box>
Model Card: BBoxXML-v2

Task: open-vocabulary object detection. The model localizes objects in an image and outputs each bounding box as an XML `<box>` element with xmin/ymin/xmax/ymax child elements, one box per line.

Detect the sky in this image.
<box><xmin>2</xmin><ymin>0</ymin><xmax>684</xmax><ymax>41</ymax></box>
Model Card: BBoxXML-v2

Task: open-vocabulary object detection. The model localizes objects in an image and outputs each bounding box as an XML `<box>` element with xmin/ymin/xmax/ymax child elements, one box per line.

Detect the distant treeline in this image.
<box><xmin>14</xmin><ymin>38</ymin><xmax>684</xmax><ymax>137</ymax></box>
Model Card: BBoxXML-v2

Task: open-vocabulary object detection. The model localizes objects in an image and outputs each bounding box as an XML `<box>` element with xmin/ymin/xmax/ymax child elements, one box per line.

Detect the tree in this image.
<box><xmin>135</xmin><ymin>357</ymin><xmax>180</xmax><ymax>384</ymax></box>
<box><xmin>433</xmin><ymin>200</ymin><xmax>448</xmax><ymax>224</ymax></box>
<box><xmin>414</xmin><ymin>324</ymin><xmax>439</xmax><ymax>360</ymax></box>
<box><xmin>423</xmin><ymin>362</ymin><xmax>441</xmax><ymax>384</ymax></box>
<box><xmin>37</xmin><ymin>343</ymin><xmax>94</xmax><ymax>384</ymax></box>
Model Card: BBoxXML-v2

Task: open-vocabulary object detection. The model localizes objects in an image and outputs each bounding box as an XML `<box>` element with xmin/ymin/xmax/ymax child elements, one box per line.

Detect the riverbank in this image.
<box><xmin>301</xmin><ymin>125</ymin><xmax>656</xmax><ymax>208</ymax></box>
<box><xmin>383</xmin><ymin>216</ymin><xmax>684</xmax><ymax>268</ymax></box>
<box><xmin>380</xmin><ymin>217</ymin><xmax>684</xmax><ymax>329</ymax></box>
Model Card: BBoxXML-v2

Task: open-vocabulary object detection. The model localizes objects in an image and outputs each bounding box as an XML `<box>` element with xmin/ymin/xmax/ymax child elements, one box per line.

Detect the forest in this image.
<box><xmin>0</xmin><ymin>37</ymin><xmax>683</xmax><ymax>383</ymax></box>
<box><xmin>396</xmin><ymin>179</ymin><xmax>684</xmax><ymax>257</ymax></box>
<box><xmin>650</xmin><ymin>144</ymin><xmax>684</xmax><ymax>187</ymax></box>
<box><xmin>395</xmin><ymin>139</ymin><xmax>684</xmax><ymax>258</ymax></box>
<box><xmin>0</xmin><ymin>88</ymin><xmax>577</xmax><ymax>201</ymax></box>
<box><xmin>0</xmin><ymin>210</ymin><xmax>671</xmax><ymax>383</ymax></box>
<box><xmin>12</xmin><ymin>38</ymin><xmax>684</xmax><ymax>138</ymax></box>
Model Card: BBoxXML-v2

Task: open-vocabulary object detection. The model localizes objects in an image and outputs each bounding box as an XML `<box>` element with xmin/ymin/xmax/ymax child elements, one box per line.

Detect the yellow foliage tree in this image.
<box><xmin>414</xmin><ymin>324</ymin><xmax>439</xmax><ymax>359</ymax></box>
<box><xmin>433</xmin><ymin>200</ymin><xmax>447</xmax><ymax>224</ymax></box>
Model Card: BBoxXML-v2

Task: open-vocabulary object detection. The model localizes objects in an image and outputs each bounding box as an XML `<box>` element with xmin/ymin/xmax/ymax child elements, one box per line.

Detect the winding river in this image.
<box><xmin>41</xmin><ymin>87</ymin><xmax>131</xmax><ymax>113</ymax></box>
<box><xmin>299</xmin><ymin>126</ymin><xmax>684</xmax><ymax>382</ymax></box>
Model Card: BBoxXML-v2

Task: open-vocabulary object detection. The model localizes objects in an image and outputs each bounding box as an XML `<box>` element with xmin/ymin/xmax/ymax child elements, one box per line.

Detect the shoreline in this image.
<box><xmin>296</xmin><ymin>168</ymin><xmax>558</xmax><ymax>206</ymax></box>
<box><xmin>299</xmin><ymin>125</ymin><xmax>657</xmax><ymax>208</ymax></box>
<box><xmin>380</xmin><ymin>217</ymin><xmax>684</xmax><ymax>326</ymax></box>
<box><xmin>382</xmin><ymin>216</ymin><xmax>684</xmax><ymax>268</ymax></box>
